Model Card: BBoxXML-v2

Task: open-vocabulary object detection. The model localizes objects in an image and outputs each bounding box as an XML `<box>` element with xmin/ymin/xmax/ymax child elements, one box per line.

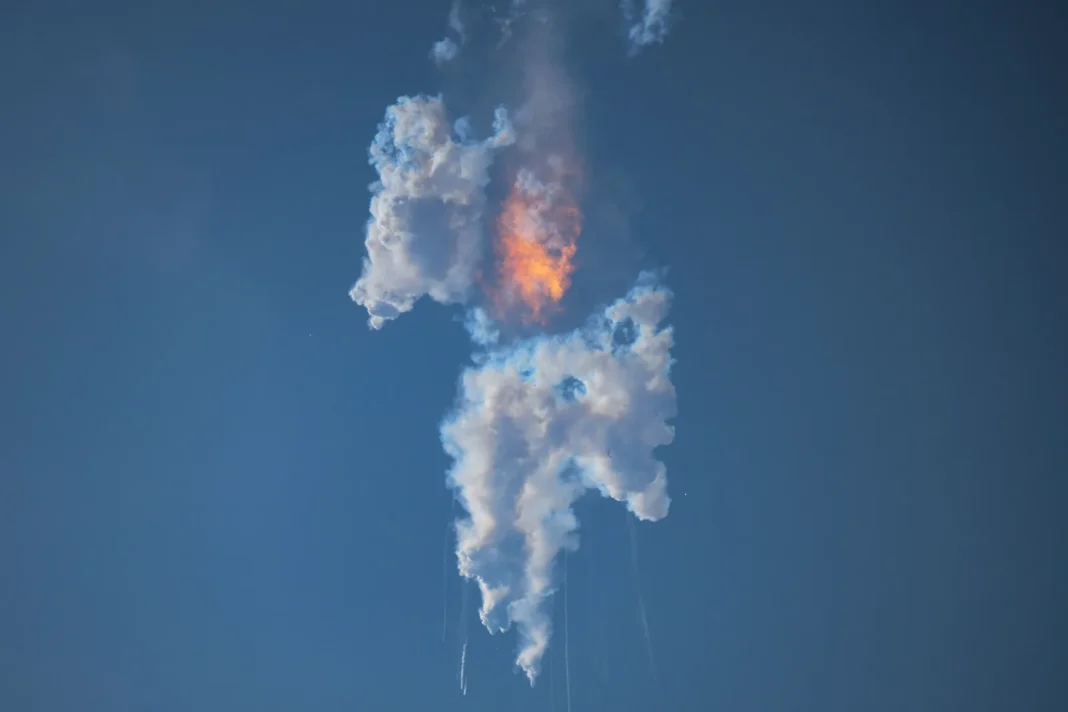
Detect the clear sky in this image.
<box><xmin>2</xmin><ymin>1</ymin><xmax>1065</xmax><ymax>710</ymax></box>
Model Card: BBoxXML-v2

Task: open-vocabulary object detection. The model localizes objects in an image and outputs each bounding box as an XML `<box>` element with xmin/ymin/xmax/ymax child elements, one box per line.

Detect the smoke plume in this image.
<box><xmin>349</xmin><ymin>95</ymin><xmax>513</xmax><ymax>328</ymax></box>
<box><xmin>349</xmin><ymin>0</ymin><xmax>680</xmax><ymax>687</ymax></box>
<box><xmin>442</xmin><ymin>275</ymin><xmax>676</xmax><ymax>682</ymax></box>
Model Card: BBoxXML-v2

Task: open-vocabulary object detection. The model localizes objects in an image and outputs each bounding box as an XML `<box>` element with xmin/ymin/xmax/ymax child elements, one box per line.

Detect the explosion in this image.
<box><xmin>493</xmin><ymin>165</ymin><xmax>581</xmax><ymax>323</ymax></box>
<box><xmin>350</xmin><ymin>0</ymin><xmax>681</xmax><ymax>689</ymax></box>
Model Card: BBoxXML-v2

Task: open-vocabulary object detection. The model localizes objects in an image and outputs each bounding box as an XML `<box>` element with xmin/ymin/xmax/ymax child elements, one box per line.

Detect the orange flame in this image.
<box><xmin>493</xmin><ymin>171</ymin><xmax>581</xmax><ymax>323</ymax></box>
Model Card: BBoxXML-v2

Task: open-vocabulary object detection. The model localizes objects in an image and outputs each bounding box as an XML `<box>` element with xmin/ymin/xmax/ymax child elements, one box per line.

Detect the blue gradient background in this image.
<box><xmin>2</xmin><ymin>1</ymin><xmax>1064</xmax><ymax>710</ymax></box>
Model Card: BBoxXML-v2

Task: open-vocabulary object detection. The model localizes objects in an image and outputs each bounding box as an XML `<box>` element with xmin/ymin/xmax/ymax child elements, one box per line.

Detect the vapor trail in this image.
<box><xmin>628</xmin><ymin>515</ymin><xmax>659</xmax><ymax>682</ymax></box>
<box><xmin>564</xmin><ymin>551</ymin><xmax>572</xmax><ymax>712</ymax></box>
<box><xmin>459</xmin><ymin>578</ymin><xmax>470</xmax><ymax>693</ymax></box>
<box><xmin>460</xmin><ymin>641</ymin><xmax>468</xmax><ymax>695</ymax></box>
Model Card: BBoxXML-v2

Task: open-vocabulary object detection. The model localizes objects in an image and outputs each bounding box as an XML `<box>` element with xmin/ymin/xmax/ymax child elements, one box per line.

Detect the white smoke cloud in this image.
<box><xmin>431</xmin><ymin>37</ymin><xmax>460</xmax><ymax>65</ymax></box>
<box><xmin>623</xmin><ymin>0</ymin><xmax>675</xmax><ymax>50</ymax></box>
<box><xmin>442</xmin><ymin>273</ymin><xmax>676</xmax><ymax>683</ymax></box>
<box><xmin>349</xmin><ymin>2</ymin><xmax>681</xmax><ymax>690</ymax></box>
<box><xmin>349</xmin><ymin>95</ymin><xmax>514</xmax><ymax>328</ymax></box>
<box><xmin>463</xmin><ymin>306</ymin><xmax>501</xmax><ymax>347</ymax></box>
<box><xmin>431</xmin><ymin>1</ymin><xmax>467</xmax><ymax>65</ymax></box>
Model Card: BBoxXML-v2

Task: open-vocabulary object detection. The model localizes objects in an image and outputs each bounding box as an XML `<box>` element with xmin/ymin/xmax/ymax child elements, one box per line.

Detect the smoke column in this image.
<box><xmin>349</xmin><ymin>0</ymin><xmax>680</xmax><ymax>688</ymax></box>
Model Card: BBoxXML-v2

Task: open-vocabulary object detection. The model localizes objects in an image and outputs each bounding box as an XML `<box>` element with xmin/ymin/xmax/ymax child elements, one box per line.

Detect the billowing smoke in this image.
<box><xmin>349</xmin><ymin>95</ymin><xmax>513</xmax><ymax>329</ymax></box>
<box><xmin>349</xmin><ymin>0</ymin><xmax>680</xmax><ymax>688</ymax></box>
<box><xmin>443</xmin><ymin>274</ymin><xmax>676</xmax><ymax>683</ymax></box>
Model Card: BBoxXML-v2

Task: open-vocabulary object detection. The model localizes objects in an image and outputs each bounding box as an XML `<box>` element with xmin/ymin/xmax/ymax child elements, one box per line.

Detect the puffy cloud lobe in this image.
<box><xmin>431</xmin><ymin>38</ymin><xmax>460</xmax><ymax>65</ymax></box>
<box><xmin>463</xmin><ymin>306</ymin><xmax>501</xmax><ymax>347</ymax></box>
<box><xmin>350</xmin><ymin>95</ymin><xmax>514</xmax><ymax>328</ymax></box>
<box><xmin>623</xmin><ymin>0</ymin><xmax>674</xmax><ymax>50</ymax></box>
<box><xmin>431</xmin><ymin>1</ymin><xmax>466</xmax><ymax>65</ymax></box>
<box><xmin>442</xmin><ymin>274</ymin><xmax>676</xmax><ymax>683</ymax></box>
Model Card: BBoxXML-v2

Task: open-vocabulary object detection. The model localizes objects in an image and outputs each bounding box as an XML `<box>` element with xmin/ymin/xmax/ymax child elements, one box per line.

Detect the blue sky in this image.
<box><xmin>2</xmin><ymin>1</ymin><xmax>1065</xmax><ymax>710</ymax></box>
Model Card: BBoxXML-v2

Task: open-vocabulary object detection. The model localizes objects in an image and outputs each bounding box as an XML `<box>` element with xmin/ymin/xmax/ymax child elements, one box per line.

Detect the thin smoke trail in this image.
<box><xmin>635</xmin><ymin>592</ymin><xmax>658</xmax><ymax>683</ymax></box>
<box><xmin>460</xmin><ymin>641</ymin><xmax>468</xmax><ymax>696</ymax></box>
<box><xmin>460</xmin><ymin>641</ymin><xmax>468</xmax><ymax>695</ymax></box>
<box><xmin>627</xmin><ymin>515</ymin><xmax>659</xmax><ymax>683</ymax></box>
<box><xmin>564</xmin><ymin>551</ymin><xmax>572</xmax><ymax>712</ymax></box>
<box><xmin>459</xmin><ymin>577</ymin><xmax>470</xmax><ymax>694</ymax></box>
